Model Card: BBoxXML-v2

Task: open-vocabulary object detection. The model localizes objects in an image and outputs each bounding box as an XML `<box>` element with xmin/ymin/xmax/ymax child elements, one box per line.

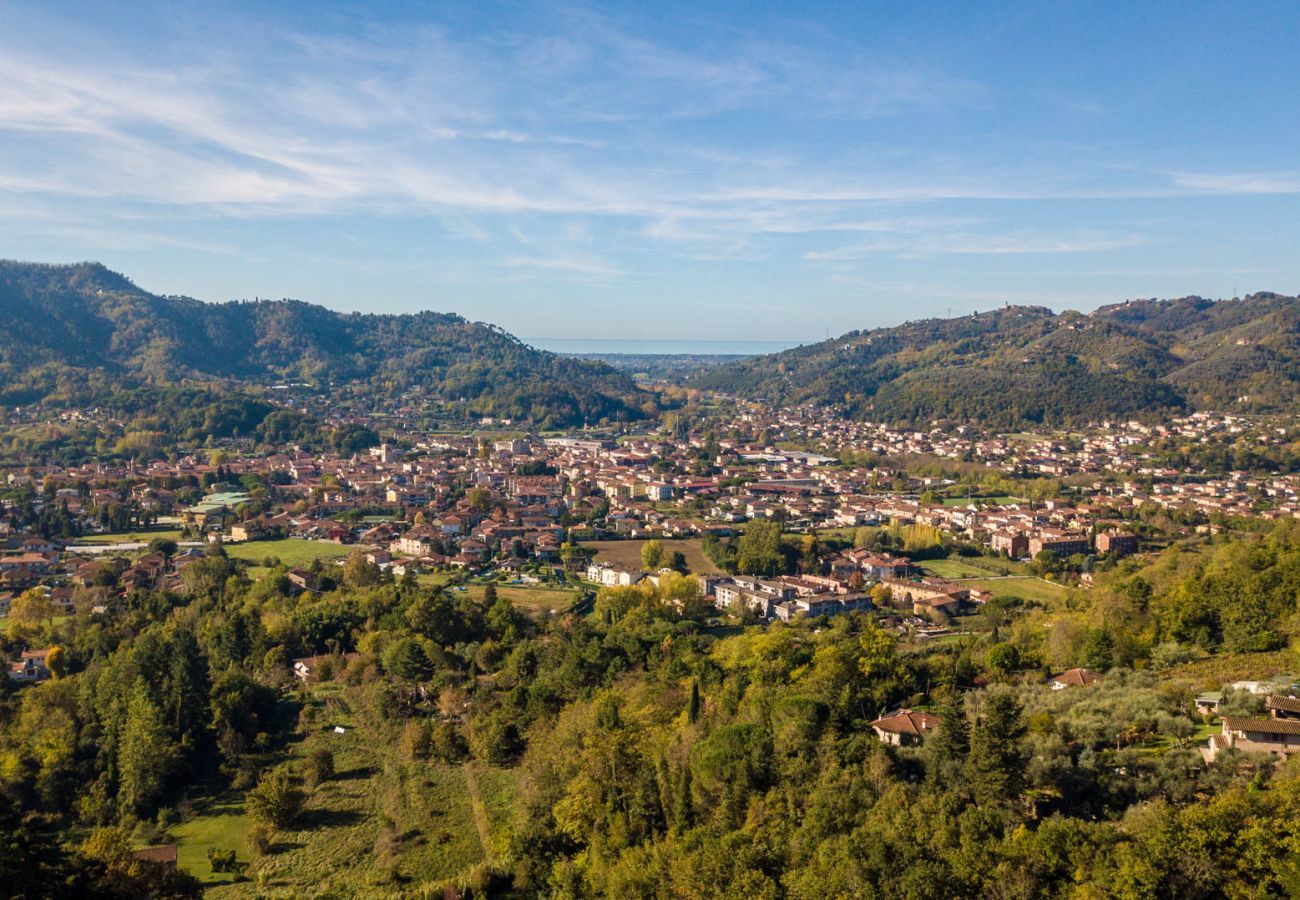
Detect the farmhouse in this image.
<box><xmin>870</xmin><ymin>709</ymin><xmax>941</xmax><ymax>746</ymax></box>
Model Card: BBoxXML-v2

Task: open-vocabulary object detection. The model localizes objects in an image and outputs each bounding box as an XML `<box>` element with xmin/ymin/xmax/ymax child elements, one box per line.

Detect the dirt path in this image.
<box><xmin>462</xmin><ymin>762</ymin><xmax>492</xmax><ymax>859</ymax></box>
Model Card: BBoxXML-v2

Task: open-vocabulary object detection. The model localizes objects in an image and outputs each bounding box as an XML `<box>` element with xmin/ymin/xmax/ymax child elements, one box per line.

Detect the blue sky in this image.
<box><xmin>0</xmin><ymin>1</ymin><xmax>1297</xmax><ymax>341</ymax></box>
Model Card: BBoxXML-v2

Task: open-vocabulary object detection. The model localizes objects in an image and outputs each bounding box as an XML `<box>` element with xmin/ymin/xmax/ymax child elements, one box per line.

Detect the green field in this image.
<box><xmin>921</xmin><ymin>558</ymin><xmax>1007</xmax><ymax>579</ymax></box>
<box><xmin>224</xmin><ymin>539</ymin><xmax>359</xmax><ymax>571</ymax></box>
<box><xmin>471</xmin><ymin>584</ymin><xmax>579</xmax><ymax>618</ymax></box>
<box><xmin>431</xmin><ymin>580</ymin><xmax>580</xmax><ymax>619</ymax></box>
<box><xmin>170</xmin><ymin>792</ymin><xmax>248</xmax><ymax>888</ymax></box>
<box><xmin>77</xmin><ymin>529</ymin><xmax>185</xmax><ymax>544</ymax></box>
<box><xmin>959</xmin><ymin>576</ymin><xmax>1071</xmax><ymax>604</ymax></box>
<box><xmin>582</xmin><ymin>538</ymin><xmax>723</xmax><ymax>575</ymax></box>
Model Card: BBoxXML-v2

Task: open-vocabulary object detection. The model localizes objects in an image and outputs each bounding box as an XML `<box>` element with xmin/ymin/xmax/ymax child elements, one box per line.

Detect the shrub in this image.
<box><xmin>304</xmin><ymin>747</ymin><xmax>335</xmax><ymax>789</ymax></box>
<box><xmin>246</xmin><ymin>766</ymin><xmax>304</xmax><ymax>829</ymax></box>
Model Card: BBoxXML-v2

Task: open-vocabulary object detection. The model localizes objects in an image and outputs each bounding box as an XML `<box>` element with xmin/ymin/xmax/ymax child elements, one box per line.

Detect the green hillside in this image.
<box><xmin>0</xmin><ymin>260</ymin><xmax>648</xmax><ymax>428</ymax></box>
<box><xmin>692</xmin><ymin>294</ymin><xmax>1300</xmax><ymax>427</ymax></box>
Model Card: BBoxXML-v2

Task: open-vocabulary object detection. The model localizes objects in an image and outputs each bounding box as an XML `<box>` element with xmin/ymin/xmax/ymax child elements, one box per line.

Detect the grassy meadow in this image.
<box><xmin>582</xmin><ymin>538</ymin><xmax>724</xmax><ymax>575</ymax></box>
<box><xmin>174</xmin><ymin>684</ymin><xmax>519</xmax><ymax>897</ymax></box>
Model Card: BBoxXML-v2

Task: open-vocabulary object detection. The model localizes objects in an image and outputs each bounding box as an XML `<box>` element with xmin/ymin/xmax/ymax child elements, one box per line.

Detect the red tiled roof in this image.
<box><xmin>1223</xmin><ymin>716</ymin><xmax>1300</xmax><ymax>736</ymax></box>
<box><xmin>1266</xmin><ymin>695</ymin><xmax>1300</xmax><ymax>715</ymax></box>
<box><xmin>871</xmin><ymin>709</ymin><xmax>940</xmax><ymax>736</ymax></box>
<box><xmin>1051</xmin><ymin>668</ymin><xmax>1102</xmax><ymax>687</ymax></box>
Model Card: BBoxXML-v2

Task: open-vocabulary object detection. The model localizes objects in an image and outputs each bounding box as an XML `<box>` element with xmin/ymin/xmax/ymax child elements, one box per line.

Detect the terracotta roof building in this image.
<box><xmin>870</xmin><ymin>708</ymin><xmax>941</xmax><ymax>746</ymax></box>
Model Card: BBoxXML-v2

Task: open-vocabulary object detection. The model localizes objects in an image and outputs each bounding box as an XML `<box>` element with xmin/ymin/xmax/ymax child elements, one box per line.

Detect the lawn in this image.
<box><xmin>582</xmin><ymin>538</ymin><xmax>723</xmax><ymax>575</ymax></box>
<box><xmin>224</xmin><ymin>539</ymin><xmax>359</xmax><ymax>571</ymax></box>
<box><xmin>958</xmin><ymin>576</ymin><xmax>1072</xmax><ymax>604</ymax></box>
<box><xmin>170</xmin><ymin>791</ymin><xmax>250</xmax><ymax>889</ymax></box>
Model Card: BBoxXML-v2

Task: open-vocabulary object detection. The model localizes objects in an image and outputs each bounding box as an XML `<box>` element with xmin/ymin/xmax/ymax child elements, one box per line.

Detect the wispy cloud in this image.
<box><xmin>804</xmin><ymin>230</ymin><xmax>1143</xmax><ymax>261</ymax></box>
<box><xmin>1168</xmin><ymin>171</ymin><xmax>1300</xmax><ymax>195</ymax></box>
<box><xmin>0</xmin><ymin>2</ymin><xmax>1295</xmax><ymax>337</ymax></box>
<box><xmin>504</xmin><ymin>255</ymin><xmax>622</xmax><ymax>278</ymax></box>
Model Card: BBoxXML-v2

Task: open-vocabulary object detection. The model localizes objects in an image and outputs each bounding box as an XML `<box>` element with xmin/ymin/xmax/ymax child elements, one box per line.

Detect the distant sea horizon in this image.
<box><xmin>525</xmin><ymin>337</ymin><xmax>810</xmax><ymax>355</ymax></box>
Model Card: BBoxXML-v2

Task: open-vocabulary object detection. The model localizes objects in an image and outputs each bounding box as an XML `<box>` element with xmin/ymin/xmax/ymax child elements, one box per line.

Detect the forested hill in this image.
<box><xmin>0</xmin><ymin>260</ymin><xmax>648</xmax><ymax>426</ymax></box>
<box><xmin>692</xmin><ymin>294</ymin><xmax>1300</xmax><ymax>428</ymax></box>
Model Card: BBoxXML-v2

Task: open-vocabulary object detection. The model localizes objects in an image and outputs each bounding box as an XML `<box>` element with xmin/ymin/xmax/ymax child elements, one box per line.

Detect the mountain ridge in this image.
<box><xmin>693</xmin><ymin>293</ymin><xmax>1300</xmax><ymax>427</ymax></box>
<box><xmin>0</xmin><ymin>260</ymin><xmax>649</xmax><ymax>427</ymax></box>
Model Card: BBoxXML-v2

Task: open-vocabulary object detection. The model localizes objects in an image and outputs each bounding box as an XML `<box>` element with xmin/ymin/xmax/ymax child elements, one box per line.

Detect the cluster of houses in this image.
<box><xmin>869</xmin><ymin>668</ymin><xmax>1105</xmax><ymax>745</ymax></box>
<box><xmin>586</xmin><ymin>549</ymin><xmax>986</xmax><ymax>626</ymax></box>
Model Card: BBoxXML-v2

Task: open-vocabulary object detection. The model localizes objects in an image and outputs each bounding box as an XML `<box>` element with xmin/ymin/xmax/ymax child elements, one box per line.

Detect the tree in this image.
<box><xmin>984</xmin><ymin>642</ymin><xmax>1021</xmax><ymax>675</ymax></box>
<box><xmin>44</xmin><ymin>645</ymin><xmax>67</xmax><ymax>679</ymax></box>
<box><xmin>487</xmin><ymin>592</ymin><xmax>525</xmax><ymax>644</ymax></box>
<box><xmin>800</xmin><ymin>534</ymin><xmax>820</xmax><ymax>573</ymax></box>
<box><xmin>467</xmin><ymin>486</ymin><xmax>493</xmax><ymax>513</ymax></box>
<box><xmin>736</xmin><ymin>520</ymin><xmax>784</xmax><ymax>576</ymax></box>
<box><xmin>342</xmin><ymin>551</ymin><xmax>380</xmax><ymax>589</ymax></box>
<box><xmin>118</xmin><ymin>680</ymin><xmax>178</xmax><ymax>816</ymax></box>
<box><xmin>925</xmin><ymin>688</ymin><xmax>969</xmax><ymax>787</ymax></box>
<box><xmin>148</xmin><ymin>537</ymin><xmax>178</xmax><ymax>558</ymax></box>
<box><xmin>80</xmin><ymin>825</ymin><xmax>202</xmax><ymax>898</ymax></box>
<box><xmin>246</xmin><ymin>766</ymin><xmax>304</xmax><ymax>829</ymax></box>
<box><xmin>1033</xmin><ymin>549</ymin><xmax>1060</xmax><ymax>576</ymax></box>
<box><xmin>642</xmin><ymin>540</ymin><xmax>665</xmax><ymax>571</ymax></box>
<box><xmin>1080</xmin><ymin>628</ymin><xmax>1116</xmax><ymax>671</ymax></box>
<box><xmin>857</xmin><ymin>621</ymin><xmax>909</xmax><ymax>713</ymax></box>
<box><xmin>688</xmin><ymin>679</ymin><xmax>701</xmax><ymax>724</ymax></box>
<box><xmin>10</xmin><ymin>588</ymin><xmax>55</xmax><ymax>628</ymax></box>
<box><xmin>304</xmin><ymin>748</ymin><xmax>335</xmax><ymax>789</ymax></box>
<box><xmin>965</xmin><ymin>690</ymin><xmax>1027</xmax><ymax>806</ymax></box>
<box><xmin>384</xmin><ymin>637</ymin><xmax>432</xmax><ymax>681</ymax></box>
<box><xmin>405</xmin><ymin>590</ymin><xmax>463</xmax><ymax>645</ymax></box>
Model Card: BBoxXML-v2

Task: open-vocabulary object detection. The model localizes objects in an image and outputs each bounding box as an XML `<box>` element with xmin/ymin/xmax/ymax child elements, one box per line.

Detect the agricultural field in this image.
<box><xmin>582</xmin><ymin>538</ymin><xmax>724</xmax><ymax>575</ymax></box>
<box><xmin>1164</xmin><ymin>650</ymin><xmax>1296</xmax><ymax>688</ymax></box>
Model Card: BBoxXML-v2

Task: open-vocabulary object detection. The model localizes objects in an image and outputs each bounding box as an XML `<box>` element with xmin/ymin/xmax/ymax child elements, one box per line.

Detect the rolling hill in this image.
<box><xmin>0</xmin><ymin>260</ymin><xmax>648</xmax><ymax>427</ymax></box>
<box><xmin>693</xmin><ymin>294</ymin><xmax>1300</xmax><ymax>428</ymax></box>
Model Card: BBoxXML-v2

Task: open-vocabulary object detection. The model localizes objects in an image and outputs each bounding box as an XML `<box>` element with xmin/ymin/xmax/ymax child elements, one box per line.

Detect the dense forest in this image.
<box><xmin>694</xmin><ymin>294</ymin><xmax>1300</xmax><ymax>428</ymax></box>
<box><xmin>0</xmin><ymin>261</ymin><xmax>649</xmax><ymax>428</ymax></box>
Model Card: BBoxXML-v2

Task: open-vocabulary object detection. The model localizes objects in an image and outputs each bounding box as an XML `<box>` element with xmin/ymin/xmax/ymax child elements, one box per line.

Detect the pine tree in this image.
<box><xmin>925</xmin><ymin>688</ymin><xmax>969</xmax><ymax>787</ymax></box>
<box><xmin>118</xmin><ymin>680</ymin><xmax>177</xmax><ymax>816</ymax></box>
<box><xmin>964</xmin><ymin>690</ymin><xmax>1026</xmax><ymax>806</ymax></box>
<box><xmin>674</xmin><ymin>765</ymin><xmax>694</xmax><ymax>832</ymax></box>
